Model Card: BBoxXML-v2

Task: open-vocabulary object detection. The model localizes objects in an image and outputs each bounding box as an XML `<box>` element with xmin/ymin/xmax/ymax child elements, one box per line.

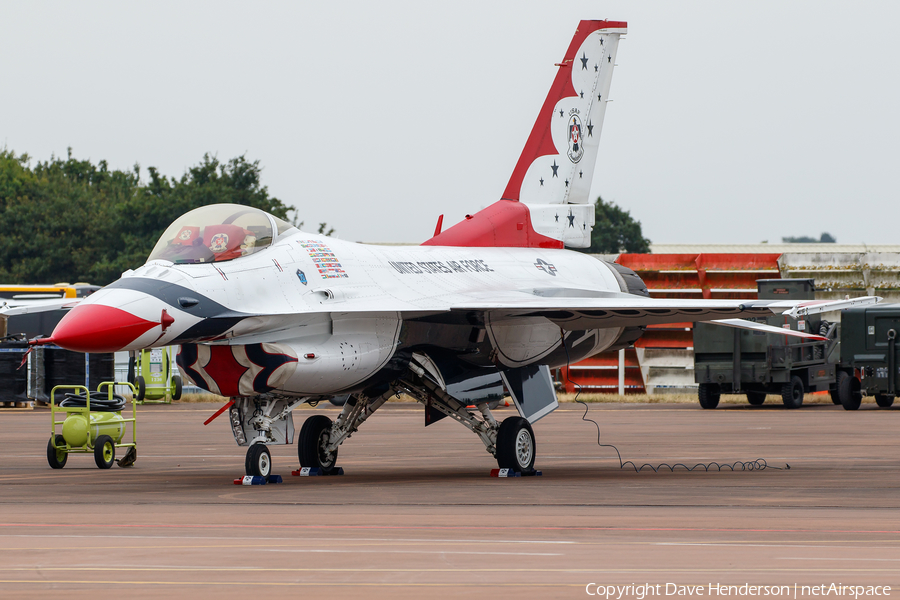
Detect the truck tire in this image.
<box><xmin>698</xmin><ymin>383</ymin><xmax>720</xmax><ymax>409</ymax></box>
<box><xmin>829</xmin><ymin>386</ymin><xmax>841</xmax><ymax>405</ymax></box>
<box><xmin>781</xmin><ymin>376</ymin><xmax>804</xmax><ymax>409</ymax></box>
<box><xmin>746</xmin><ymin>391</ymin><xmax>766</xmax><ymax>406</ymax></box>
<box><xmin>838</xmin><ymin>372</ymin><xmax>862</xmax><ymax>411</ymax></box>
<box><xmin>875</xmin><ymin>394</ymin><xmax>894</xmax><ymax>408</ymax></box>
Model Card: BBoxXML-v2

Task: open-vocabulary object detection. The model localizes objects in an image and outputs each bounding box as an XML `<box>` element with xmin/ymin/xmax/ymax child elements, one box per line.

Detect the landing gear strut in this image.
<box><xmin>396</xmin><ymin>358</ymin><xmax>538</xmax><ymax>472</ymax></box>
<box><xmin>298</xmin><ymin>388</ymin><xmax>394</xmax><ymax>473</ymax></box>
<box><xmin>229</xmin><ymin>396</ymin><xmax>306</xmax><ymax>478</ymax></box>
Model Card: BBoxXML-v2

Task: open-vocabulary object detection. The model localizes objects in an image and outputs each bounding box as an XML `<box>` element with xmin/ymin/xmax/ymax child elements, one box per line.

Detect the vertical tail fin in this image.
<box><xmin>424</xmin><ymin>20</ymin><xmax>627</xmax><ymax>249</ymax></box>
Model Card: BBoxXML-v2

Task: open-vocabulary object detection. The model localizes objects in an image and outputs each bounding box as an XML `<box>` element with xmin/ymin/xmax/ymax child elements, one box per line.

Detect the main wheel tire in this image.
<box><xmin>698</xmin><ymin>383</ymin><xmax>721</xmax><ymax>409</ymax></box>
<box><xmin>245</xmin><ymin>444</ymin><xmax>272</xmax><ymax>477</ymax></box>
<box><xmin>829</xmin><ymin>386</ymin><xmax>841</xmax><ymax>405</ymax></box>
<box><xmin>135</xmin><ymin>376</ymin><xmax>146</xmax><ymax>401</ymax></box>
<box><xmin>47</xmin><ymin>434</ymin><xmax>67</xmax><ymax>469</ymax></box>
<box><xmin>838</xmin><ymin>372</ymin><xmax>862</xmax><ymax>411</ymax></box>
<box><xmin>875</xmin><ymin>394</ymin><xmax>895</xmax><ymax>408</ymax></box>
<box><xmin>93</xmin><ymin>435</ymin><xmax>116</xmax><ymax>469</ymax></box>
<box><xmin>172</xmin><ymin>376</ymin><xmax>183</xmax><ymax>400</ymax></box>
<box><xmin>781</xmin><ymin>376</ymin><xmax>804</xmax><ymax>409</ymax></box>
<box><xmin>746</xmin><ymin>391</ymin><xmax>766</xmax><ymax>406</ymax></box>
<box><xmin>298</xmin><ymin>415</ymin><xmax>338</xmax><ymax>474</ymax></box>
<box><xmin>496</xmin><ymin>417</ymin><xmax>536</xmax><ymax>472</ymax></box>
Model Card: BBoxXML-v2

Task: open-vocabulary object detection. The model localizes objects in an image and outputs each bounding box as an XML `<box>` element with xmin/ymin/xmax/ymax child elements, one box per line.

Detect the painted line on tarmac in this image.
<box><xmin>655</xmin><ymin>542</ymin><xmax>900</xmax><ymax>549</ymax></box>
<box><xmin>5</xmin><ymin>522</ymin><xmax>900</xmax><ymax>534</ymax></box>
<box><xmin>0</xmin><ymin>580</ymin><xmax>581</xmax><ymax>588</ymax></box>
<box><xmin>784</xmin><ymin>557</ymin><xmax>900</xmax><ymax>561</ymax></box>
<box><xmin>0</xmin><ymin>534</ymin><xmax>574</xmax><ymax>544</ymax></box>
<box><xmin>1</xmin><ymin>566</ymin><xmax>899</xmax><ymax>574</ymax></box>
<box><xmin>252</xmin><ymin>548</ymin><xmax>562</xmax><ymax>556</ymax></box>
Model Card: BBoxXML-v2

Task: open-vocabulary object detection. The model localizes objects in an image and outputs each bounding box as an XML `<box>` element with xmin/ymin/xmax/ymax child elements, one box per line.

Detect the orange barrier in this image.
<box><xmin>557</xmin><ymin>254</ymin><xmax>783</xmax><ymax>394</ymax></box>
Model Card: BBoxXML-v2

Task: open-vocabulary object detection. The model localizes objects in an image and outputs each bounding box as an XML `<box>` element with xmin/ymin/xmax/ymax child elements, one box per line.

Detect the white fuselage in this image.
<box><xmin>71</xmin><ymin>232</ymin><xmax>630</xmax><ymax>396</ymax></box>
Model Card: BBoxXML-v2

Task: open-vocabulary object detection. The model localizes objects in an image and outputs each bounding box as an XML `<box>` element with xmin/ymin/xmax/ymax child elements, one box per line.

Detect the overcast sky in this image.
<box><xmin>2</xmin><ymin>1</ymin><xmax>898</xmax><ymax>245</ymax></box>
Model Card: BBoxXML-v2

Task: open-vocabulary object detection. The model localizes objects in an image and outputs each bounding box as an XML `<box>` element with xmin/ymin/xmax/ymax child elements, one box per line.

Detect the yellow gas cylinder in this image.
<box><xmin>61</xmin><ymin>412</ymin><xmax>126</xmax><ymax>448</ymax></box>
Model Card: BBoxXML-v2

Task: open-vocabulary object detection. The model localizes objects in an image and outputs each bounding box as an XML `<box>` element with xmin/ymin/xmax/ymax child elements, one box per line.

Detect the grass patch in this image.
<box><xmin>557</xmin><ymin>392</ymin><xmax>841</xmax><ymax>405</ymax></box>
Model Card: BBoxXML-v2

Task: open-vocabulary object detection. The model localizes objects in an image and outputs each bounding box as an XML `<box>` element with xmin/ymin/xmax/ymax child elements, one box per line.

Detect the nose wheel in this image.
<box><xmin>245</xmin><ymin>443</ymin><xmax>272</xmax><ymax>477</ymax></box>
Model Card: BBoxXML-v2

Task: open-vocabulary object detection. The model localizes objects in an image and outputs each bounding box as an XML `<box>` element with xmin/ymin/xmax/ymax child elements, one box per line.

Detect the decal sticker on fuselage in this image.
<box><xmin>534</xmin><ymin>258</ymin><xmax>557</xmax><ymax>276</ymax></box>
<box><xmin>299</xmin><ymin>240</ymin><xmax>348</xmax><ymax>279</ymax></box>
<box><xmin>388</xmin><ymin>259</ymin><xmax>494</xmax><ymax>275</ymax></box>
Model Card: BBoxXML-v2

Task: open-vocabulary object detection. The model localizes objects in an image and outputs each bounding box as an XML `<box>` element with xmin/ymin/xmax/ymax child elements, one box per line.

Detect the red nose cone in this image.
<box><xmin>48</xmin><ymin>304</ymin><xmax>158</xmax><ymax>352</ymax></box>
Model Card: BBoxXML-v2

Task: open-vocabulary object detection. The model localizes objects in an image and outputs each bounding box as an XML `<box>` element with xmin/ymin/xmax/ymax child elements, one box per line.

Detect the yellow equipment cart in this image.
<box><xmin>47</xmin><ymin>382</ymin><xmax>137</xmax><ymax>469</ymax></box>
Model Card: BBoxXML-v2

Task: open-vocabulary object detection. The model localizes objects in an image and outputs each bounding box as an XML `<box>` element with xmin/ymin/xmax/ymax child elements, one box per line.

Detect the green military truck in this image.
<box><xmin>694</xmin><ymin>279</ymin><xmax>839</xmax><ymax>409</ymax></box>
<box><xmin>835</xmin><ymin>303</ymin><xmax>899</xmax><ymax>410</ymax></box>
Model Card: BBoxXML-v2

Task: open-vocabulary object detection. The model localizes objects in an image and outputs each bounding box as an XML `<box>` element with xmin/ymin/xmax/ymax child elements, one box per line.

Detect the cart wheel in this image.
<box><xmin>875</xmin><ymin>394</ymin><xmax>894</xmax><ymax>408</ymax></box>
<box><xmin>172</xmin><ymin>376</ymin><xmax>183</xmax><ymax>401</ymax></box>
<box><xmin>135</xmin><ymin>376</ymin><xmax>146</xmax><ymax>401</ymax></box>
<box><xmin>781</xmin><ymin>376</ymin><xmax>804</xmax><ymax>409</ymax></box>
<box><xmin>47</xmin><ymin>435</ymin><xmax>68</xmax><ymax>469</ymax></box>
<box><xmin>245</xmin><ymin>444</ymin><xmax>271</xmax><ymax>477</ymax></box>
<box><xmin>698</xmin><ymin>383</ymin><xmax>720</xmax><ymax>409</ymax></box>
<box><xmin>746</xmin><ymin>391</ymin><xmax>766</xmax><ymax>406</ymax></box>
<box><xmin>93</xmin><ymin>435</ymin><xmax>116</xmax><ymax>469</ymax></box>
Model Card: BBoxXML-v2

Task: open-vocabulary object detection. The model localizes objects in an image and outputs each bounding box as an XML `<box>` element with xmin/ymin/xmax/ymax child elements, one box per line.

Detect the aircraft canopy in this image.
<box><xmin>148</xmin><ymin>204</ymin><xmax>293</xmax><ymax>264</ymax></box>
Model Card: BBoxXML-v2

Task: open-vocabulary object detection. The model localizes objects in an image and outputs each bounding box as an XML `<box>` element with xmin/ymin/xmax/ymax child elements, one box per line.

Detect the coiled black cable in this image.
<box><xmin>59</xmin><ymin>392</ymin><xmax>126</xmax><ymax>412</ymax></box>
<box><xmin>559</xmin><ymin>328</ymin><xmax>785</xmax><ymax>473</ymax></box>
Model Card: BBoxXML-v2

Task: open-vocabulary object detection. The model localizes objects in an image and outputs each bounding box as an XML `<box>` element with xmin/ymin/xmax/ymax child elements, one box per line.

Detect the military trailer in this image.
<box><xmin>693</xmin><ymin>279</ymin><xmax>839</xmax><ymax>409</ymax></box>
<box><xmin>836</xmin><ymin>303</ymin><xmax>900</xmax><ymax>410</ymax></box>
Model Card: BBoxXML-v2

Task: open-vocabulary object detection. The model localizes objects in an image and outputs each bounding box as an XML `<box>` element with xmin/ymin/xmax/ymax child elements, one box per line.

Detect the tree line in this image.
<box><xmin>0</xmin><ymin>149</ymin><xmax>291</xmax><ymax>286</ymax></box>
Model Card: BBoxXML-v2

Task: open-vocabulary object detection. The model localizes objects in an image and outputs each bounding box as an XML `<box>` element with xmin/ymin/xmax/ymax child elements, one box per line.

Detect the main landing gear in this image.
<box><xmin>290</xmin><ymin>361</ymin><xmax>541</xmax><ymax>475</ymax></box>
<box><xmin>232</xmin><ymin>362</ymin><xmax>542</xmax><ymax>478</ymax></box>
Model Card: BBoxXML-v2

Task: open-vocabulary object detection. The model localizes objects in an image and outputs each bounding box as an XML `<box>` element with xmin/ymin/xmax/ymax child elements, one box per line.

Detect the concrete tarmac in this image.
<box><xmin>1</xmin><ymin>400</ymin><xmax>899</xmax><ymax>599</ymax></box>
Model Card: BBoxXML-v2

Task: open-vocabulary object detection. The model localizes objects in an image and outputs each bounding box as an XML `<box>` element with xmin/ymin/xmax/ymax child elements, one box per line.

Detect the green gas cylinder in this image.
<box><xmin>61</xmin><ymin>412</ymin><xmax>126</xmax><ymax>448</ymax></box>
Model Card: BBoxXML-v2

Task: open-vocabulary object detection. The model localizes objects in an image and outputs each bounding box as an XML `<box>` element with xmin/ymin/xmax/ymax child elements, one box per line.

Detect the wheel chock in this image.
<box><xmin>233</xmin><ymin>475</ymin><xmax>283</xmax><ymax>485</ymax></box>
<box><xmin>291</xmin><ymin>466</ymin><xmax>345</xmax><ymax>476</ymax></box>
<box><xmin>116</xmin><ymin>446</ymin><xmax>137</xmax><ymax>468</ymax></box>
<box><xmin>490</xmin><ymin>468</ymin><xmax>542</xmax><ymax>478</ymax></box>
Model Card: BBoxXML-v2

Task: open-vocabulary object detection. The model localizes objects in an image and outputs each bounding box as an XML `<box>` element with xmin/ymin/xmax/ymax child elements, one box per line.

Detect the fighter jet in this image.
<box><xmin>33</xmin><ymin>20</ymin><xmax>876</xmax><ymax>477</ymax></box>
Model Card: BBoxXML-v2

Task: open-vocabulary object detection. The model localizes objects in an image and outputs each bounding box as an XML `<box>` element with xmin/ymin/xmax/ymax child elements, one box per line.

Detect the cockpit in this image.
<box><xmin>147</xmin><ymin>204</ymin><xmax>296</xmax><ymax>264</ymax></box>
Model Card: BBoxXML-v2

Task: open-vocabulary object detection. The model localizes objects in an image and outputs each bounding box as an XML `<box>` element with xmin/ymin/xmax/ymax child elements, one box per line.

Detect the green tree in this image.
<box><xmin>0</xmin><ymin>149</ymin><xmax>300</xmax><ymax>285</ymax></box>
<box><xmin>580</xmin><ymin>196</ymin><xmax>651</xmax><ymax>254</ymax></box>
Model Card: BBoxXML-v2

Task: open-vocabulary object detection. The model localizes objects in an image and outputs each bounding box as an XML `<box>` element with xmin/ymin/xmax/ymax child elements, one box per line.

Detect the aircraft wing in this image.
<box><xmin>437</xmin><ymin>292</ymin><xmax>880</xmax><ymax>332</ymax></box>
<box><xmin>210</xmin><ymin>291</ymin><xmax>877</xmax><ymax>345</ymax></box>
<box><xmin>0</xmin><ymin>298</ymin><xmax>80</xmax><ymax>317</ymax></box>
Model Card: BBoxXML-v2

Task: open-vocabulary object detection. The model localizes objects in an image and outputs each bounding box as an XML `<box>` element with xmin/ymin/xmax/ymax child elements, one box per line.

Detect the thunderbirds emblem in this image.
<box><xmin>567</xmin><ymin>114</ymin><xmax>584</xmax><ymax>163</ymax></box>
<box><xmin>209</xmin><ymin>233</ymin><xmax>229</xmax><ymax>253</ymax></box>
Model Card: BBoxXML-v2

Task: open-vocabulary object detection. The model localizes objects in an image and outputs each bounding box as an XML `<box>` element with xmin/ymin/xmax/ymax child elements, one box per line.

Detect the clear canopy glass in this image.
<box><xmin>148</xmin><ymin>204</ymin><xmax>286</xmax><ymax>264</ymax></box>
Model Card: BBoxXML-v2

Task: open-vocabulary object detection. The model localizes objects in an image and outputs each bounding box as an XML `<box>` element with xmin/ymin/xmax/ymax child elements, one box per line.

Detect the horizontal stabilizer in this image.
<box><xmin>710</xmin><ymin>318</ymin><xmax>827</xmax><ymax>341</ymax></box>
